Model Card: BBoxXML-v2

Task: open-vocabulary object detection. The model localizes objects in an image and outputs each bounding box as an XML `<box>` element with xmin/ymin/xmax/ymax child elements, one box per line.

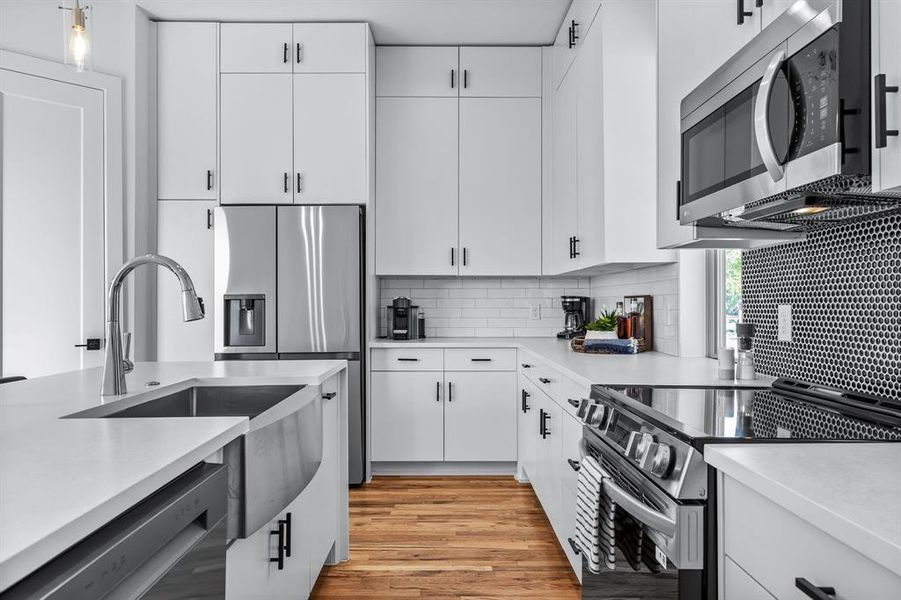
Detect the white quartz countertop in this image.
<box><xmin>370</xmin><ymin>337</ymin><xmax>772</xmax><ymax>388</ymax></box>
<box><xmin>0</xmin><ymin>359</ymin><xmax>346</xmax><ymax>592</ymax></box>
<box><xmin>706</xmin><ymin>443</ymin><xmax>901</xmax><ymax>578</ymax></box>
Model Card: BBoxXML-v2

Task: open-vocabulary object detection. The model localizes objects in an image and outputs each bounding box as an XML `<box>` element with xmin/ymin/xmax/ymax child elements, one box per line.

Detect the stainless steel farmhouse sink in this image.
<box><xmin>67</xmin><ymin>384</ymin><xmax>323</xmax><ymax>539</ymax></box>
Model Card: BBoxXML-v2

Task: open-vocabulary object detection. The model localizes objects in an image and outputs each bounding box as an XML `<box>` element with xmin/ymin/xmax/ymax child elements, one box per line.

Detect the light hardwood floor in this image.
<box><xmin>311</xmin><ymin>477</ymin><xmax>581</xmax><ymax>599</ymax></box>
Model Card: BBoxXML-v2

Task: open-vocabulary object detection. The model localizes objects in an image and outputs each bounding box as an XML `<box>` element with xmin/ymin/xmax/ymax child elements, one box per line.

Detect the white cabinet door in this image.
<box><xmin>759</xmin><ymin>0</ymin><xmax>798</xmax><ymax>28</ymax></box>
<box><xmin>873</xmin><ymin>0</ymin><xmax>901</xmax><ymax>193</ymax></box>
<box><xmin>550</xmin><ymin>71</ymin><xmax>579</xmax><ymax>274</ymax></box>
<box><xmin>444</xmin><ymin>371</ymin><xmax>517</xmax><ymax>461</ymax></box>
<box><xmin>220</xmin><ymin>23</ymin><xmax>293</xmax><ymax>73</ymax></box>
<box><xmin>459</xmin><ymin>47</ymin><xmax>541</xmax><ymax>97</ymax></box>
<box><xmin>157</xmin><ymin>201</ymin><xmax>215</xmax><ymax>361</ymax></box>
<box><xmin>518</xmin><ymin>378</ymin><xmax>542</xmax><ymax>480</ymax></box>
<box><xmin>220</xmin><ymin>74</ymin><xmax>294</xmax><ymax>204</ymax></box>
<box><xmin>371</xmin><ymin>371</ymin><xmax>445</xmax><ymax>461</ymax></box>
<box><xmin>293</xmin><ymin>74</ymin><xmax>366</xmax><ymax>204</ymax></box>
<box><xmin>656</xmin><ymin>0</ymin><xmax>760</xmax><ymax>249</ymax></box>
<box><xmin>292</xmin><ymin>23</ymin><xmax>366</xmax><ymax>73</ymax></box>
<box><xmin>459</xmin><ymin>97</ymin><xmax>541</xmax><ymax>276</ymax></box>
<box><xmin>157</xmin><ymin>23</ymin><xmax>218</xmax><ymax>200</ymax></box>
<box><xmin>552</xmin><ymin>0</ymin><xmax>602</xmax><ymax>90</ymax></box>
<box><xmin>376</xmin><ymin>46</ymin><xmax>459</xmax><ymax>97</ymax></box>
<box><xmin>375</xmin><ymin>98</ymin><xmax>459</xmax><ymax>275</ymax></box>
<box><xmin>305</xmin><ymin>390</ymin><xmax>340</xmax><ymax>585</ymax></box>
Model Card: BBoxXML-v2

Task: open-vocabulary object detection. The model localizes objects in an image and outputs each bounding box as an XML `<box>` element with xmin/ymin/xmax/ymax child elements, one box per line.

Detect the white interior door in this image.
<box><xmin>0</xmin><ymin>70</ymin><xmax>105</xmax><ymax>378</ymax></box>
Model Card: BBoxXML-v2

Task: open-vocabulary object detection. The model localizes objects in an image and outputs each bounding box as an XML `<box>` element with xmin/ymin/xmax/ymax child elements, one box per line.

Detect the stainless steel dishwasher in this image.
<box><xmin>1</xmin><ymin>463</ymin><xmax>228</xmax><ymax>600</ymax></box>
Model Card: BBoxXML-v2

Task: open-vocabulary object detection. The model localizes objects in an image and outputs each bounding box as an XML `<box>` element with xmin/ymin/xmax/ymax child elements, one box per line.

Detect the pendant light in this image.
<box><xmin>59</xmin><ymin>0</ymin><xmax>92</xmax><ymax>72</ymax></box>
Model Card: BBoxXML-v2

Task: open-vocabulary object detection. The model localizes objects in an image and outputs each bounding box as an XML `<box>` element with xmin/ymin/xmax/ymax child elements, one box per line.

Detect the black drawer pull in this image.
<box><xmin>397</xmin><ymin>357</ymin><xmax>420</xmax><ymax>362</ymax></box>
<box><xmin>471</xmin><ymin>358</ymin><xmax>492</xmax><ymax>362</ymax></box>
<box><xmin>795</xmin><ymin>578</ymin><xmax>836</xmax><ymax>600</ymax></box>
<box><xmin>539</xmin><ymin>377</ymin><xmax>551</xmax><ymax>384</ymax></box>
<box><xmin>567</xmin><ymin>458</ymin><xmax>580</xmax><ymax>472</ymax></box>
<box><xmin>322</xmin><ymin>392</ymin><xmax>337</xmax><ymax>400</ymax></box>
<box><xmin>283</xmin><ymin>42</ymin><xmax>289</xmax><ymax>63</ymax></box>
<box><xmin>521</xmin><ymin>363</ymin><xmax>532</xmax><ymax>369</ymax></box>
<box><xmin>568</xmin><ymin>537</ymin><xmax>581</xmax><ymax>555</ymax></box>
<box><xmin>567</xmin><ymin>398</ymin><xmax>579</xmax><ymax>408</ymax></box>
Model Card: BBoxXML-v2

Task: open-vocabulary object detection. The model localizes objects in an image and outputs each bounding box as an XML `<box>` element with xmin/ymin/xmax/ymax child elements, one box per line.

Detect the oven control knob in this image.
<box><xmin>630</xmin><ymin>432</ymin><xmax>655</xmax><ymax>462</ymax></box>
<box><xmin>587</xmin><ymin>403</ymin><xmax>608</xmax><ymax>428</ymax></box>
<box><xmin>650</xmin><ymin>444</ymin><xmax>675</xmax><ymax>478</ymax></box>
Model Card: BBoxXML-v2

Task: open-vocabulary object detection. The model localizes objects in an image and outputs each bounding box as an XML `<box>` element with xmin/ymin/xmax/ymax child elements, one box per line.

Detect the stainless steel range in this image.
<box><xmin>579</xmin><ymin>379</ymin><xmax>901</xmax><ymax>599</ymax></box>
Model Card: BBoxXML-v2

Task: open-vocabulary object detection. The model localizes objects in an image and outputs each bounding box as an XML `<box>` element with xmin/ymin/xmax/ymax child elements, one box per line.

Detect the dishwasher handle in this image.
<box><xmin>1</xmin><ymin>463</ymin><xmax>228</xmax><ymax>600</ymax></box>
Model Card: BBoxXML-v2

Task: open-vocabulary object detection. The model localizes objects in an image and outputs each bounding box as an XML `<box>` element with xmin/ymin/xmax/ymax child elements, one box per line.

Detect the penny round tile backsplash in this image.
<box><xmin>743</xmin><ymin>211</ymin><xmax>901</xmax><ymax>399</ymax></box>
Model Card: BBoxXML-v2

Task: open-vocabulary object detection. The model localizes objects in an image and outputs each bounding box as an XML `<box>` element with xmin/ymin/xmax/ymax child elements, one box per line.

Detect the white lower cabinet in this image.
<box><xmin>371</xmin><ymin>348</ymin><xmax>517</xmax><ymax>464</ymax></box>
<box><xmin>370</xmin><ymin>370</ymin><xmax>445</xmax><ymax>461</ymax></box>
<box><xmin>444</xmin><ymin>371</ymin><xmax>517</xmax><ymax>461</ymax></box>
<box><xmin>720</xmin><ymin>474</ymin><xmax>901</xmax><ymax>599</ymax></box>
<box><xmin>226</xmin><ymin>379</ymin><xmax>342</xmax><ymax>599</ymax></box>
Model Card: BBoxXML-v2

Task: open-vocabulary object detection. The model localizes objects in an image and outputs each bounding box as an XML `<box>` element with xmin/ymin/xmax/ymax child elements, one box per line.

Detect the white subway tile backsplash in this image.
<box><xmin>379</xmin><ymin>267</ymin><xmax>679</xmax><ymax>352</ymax></box>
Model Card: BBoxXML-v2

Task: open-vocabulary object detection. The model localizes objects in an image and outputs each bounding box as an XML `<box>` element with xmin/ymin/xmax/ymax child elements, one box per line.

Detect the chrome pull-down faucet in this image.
<box><xmin>101</xmin><ymin>254</ymin><xmax>205</xmax><ymax>396</ymax></box>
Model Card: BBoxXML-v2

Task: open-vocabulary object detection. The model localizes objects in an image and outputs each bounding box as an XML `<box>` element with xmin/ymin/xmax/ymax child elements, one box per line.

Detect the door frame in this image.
<box><xmin>0</xmin><ymin>50</ymin><xmax>124</xmax><ymax>320</ymax></box>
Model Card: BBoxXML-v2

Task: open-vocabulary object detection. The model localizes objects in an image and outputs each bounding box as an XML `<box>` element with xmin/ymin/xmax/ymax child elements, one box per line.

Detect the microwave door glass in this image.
<box><xmin>683</xmin><ymin>107</ymin><xmax>726</xmax><ymax>204</ymax></box>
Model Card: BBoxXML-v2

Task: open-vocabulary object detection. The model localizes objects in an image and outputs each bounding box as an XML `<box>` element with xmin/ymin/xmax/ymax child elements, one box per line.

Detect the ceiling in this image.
<box><xmin>134</xmin><ymin>0</ymin><xmax>571</xmax><ymax>45</ymax></box>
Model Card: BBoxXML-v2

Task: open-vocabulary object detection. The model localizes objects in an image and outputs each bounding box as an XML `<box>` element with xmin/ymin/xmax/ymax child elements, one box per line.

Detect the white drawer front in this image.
<box><xmin>371</xmin><ymin>348</ymin><xmax>443</xmax><ymax>371</ymax></box>
<box><xmin>723</xmin><ymin>475</ymin><xmax>901</xmax><ymax>599</ymax></box>
<box><xmin>444</xmin><ymin>348</ymin><xmax>516</xmax><ymax>371</ymax></box>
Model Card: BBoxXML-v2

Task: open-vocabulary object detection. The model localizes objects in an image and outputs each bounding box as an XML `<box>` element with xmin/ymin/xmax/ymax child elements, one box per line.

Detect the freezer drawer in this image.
<box><xmin>277</xmin><ymin>206</ymin><xmax>362</xmax><ymax>353</ymax></box>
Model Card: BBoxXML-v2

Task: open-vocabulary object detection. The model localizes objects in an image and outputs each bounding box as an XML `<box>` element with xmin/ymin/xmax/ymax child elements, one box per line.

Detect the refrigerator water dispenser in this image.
<box><xmin>224</xmin><ymin>294</ymin><xmax>266</xmax><ymax>347</ymax></box>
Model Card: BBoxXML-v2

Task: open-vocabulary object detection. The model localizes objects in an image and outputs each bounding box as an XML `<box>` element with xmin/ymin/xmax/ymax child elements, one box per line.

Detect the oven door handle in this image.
<box><xmin>754</xmin><ymin>48</ymin><xmax>787</xmax><ymax>182</ymax></box>
<box><xmin>579</xmin><ymin>438</ymin><xmax>677</xmax><ymax>538</ymax></box>
<box><xmin>602</xmin><ymin>477</ymin><xmax>678</xmax><ymax>538</ymax></box>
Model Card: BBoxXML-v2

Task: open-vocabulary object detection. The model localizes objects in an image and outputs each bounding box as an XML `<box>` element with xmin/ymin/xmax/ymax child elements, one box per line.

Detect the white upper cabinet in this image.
<box><xmin>376</xmin><ymin>98</ymin><xmax>459</xmax><ymax>275</ymax></box>
<box><xmin>873</xmin><ymin>0</ymin><xmax>901</xmax><ymax>193</ymax></box>
<box><xmin>220</xmin><ymin>74</ymin><xmax>294</xmax><ymax>204</ymax></box>
<box><xmin>157</xmin><ymin>23</ymin><xmax>218</xmax><ymax>200</ymax></box>
<box><xmin>459</xmin><ymin>47</ymin><xmax>541</xmax><ymax>97</ymax></box>
<box><xmin>459</xmin><ymin>97</ymin><xmax>541</xmax><ymax>276</ymax></box>
<box><xmin>292</xmin><ymin>23</ymin><xmax>366</xmax><ymax>73</ymax></box>
<box><xmin>655</xmin><ymin>0</ymin><xmax>760</xmax><ymax>249</ymax></box>
<box><xmin>552</xmin><ymin>0</ymin><xmax>602</xmax><ymax>90</ymax></box>
<box><xmin>376</xmin><ymin>47</ymin><xmax>459</xmax><ymax>97</ymax></box>
<box><xmin>293</xmin><ymin>74</ymin><xmax>366</xmax><ymax>204</ymax></box>
<box><xmin>220</xmin><ymin>23</ymin><xmax>294</xmax><ymax>73</ymax></box>
<box><xmin>156</xmin><ymin>201</ymin><xmax>215</xmax><ymax>361</ymax></box>
<box><xmin>550</xmin><ymin>67</ymin><xmax>578</xmax><ymax>274</ymax></box>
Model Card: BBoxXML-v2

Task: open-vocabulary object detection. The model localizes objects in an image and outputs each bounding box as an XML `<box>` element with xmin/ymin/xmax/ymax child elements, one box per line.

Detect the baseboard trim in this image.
<box><xmin>371</xmin><ymin>461</ymin><xmax>517</xmax><ymax>476</ymax></box>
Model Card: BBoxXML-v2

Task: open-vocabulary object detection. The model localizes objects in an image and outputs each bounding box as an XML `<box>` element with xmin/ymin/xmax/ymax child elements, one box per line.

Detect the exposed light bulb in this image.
<box><xmin>62</xmin><ymin>3</ymin><xmax>91</xmax><ymax>72</ymax></box>
<box><xmin>69</xmin><ymin>22</ymin><xmax>88</xmax><ymax>71</ymax></box>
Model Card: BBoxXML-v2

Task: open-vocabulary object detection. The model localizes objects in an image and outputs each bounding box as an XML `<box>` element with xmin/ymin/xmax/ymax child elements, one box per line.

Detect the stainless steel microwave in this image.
<box><xmin>679</xmin><ymin>0</ymin><xmax>896</xmax><ymax>231</ymax></box>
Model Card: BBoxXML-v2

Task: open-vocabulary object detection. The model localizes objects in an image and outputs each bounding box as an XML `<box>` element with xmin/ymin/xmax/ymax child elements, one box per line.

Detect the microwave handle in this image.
<box><xmin>754</xmin><ymin>49</ymin><xmax>787</xmax><ymax>182</ymax></box>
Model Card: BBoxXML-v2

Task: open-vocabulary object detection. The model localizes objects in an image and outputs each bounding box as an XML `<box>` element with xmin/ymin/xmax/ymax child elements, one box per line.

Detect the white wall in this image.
<box><xmin>0</xmin><ymin>0</ymin><xmax>157</xmax><ymax>359</ymax></box>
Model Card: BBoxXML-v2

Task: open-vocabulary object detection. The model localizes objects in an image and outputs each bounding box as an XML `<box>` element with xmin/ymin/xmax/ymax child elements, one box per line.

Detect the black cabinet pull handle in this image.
<box><xmin>270</xmin><ymin>521</ymin><xmax>286</xmax><ymax>570</ymax></box>
<box><xmin>875</xmin><ymin>74</ymin><xmax>899</xmax><ymax>148</ymax></box>
<box><xmin>568</xmin><ymin>236</ymin><xmax>573</xmax><ymax>259</ymax></box>
<box><xmin>567</xmin><ymin>398</ymin><xmax>580</xmax><ymax>408</ymax></box>
<box><xmin>397</xmin><ymin>357</ymin><xmax>419</xmax><ymax>362</ymax></box>
<box><xmin>296</xmin><ymin>172</ymin><xmax>303</xmax><ymax>193</ymax></box>
<box><xmin>322</xmin><ymin>392</ymin><xmax>337</xmax><ymax>400</ymax></box>
<box><xmin>541</xmin><ymin>410</ymin><xmax>551</xmax><ymax>439</ymax></box>
<box><xmin>737</xmin><ymin>0</ymin><xmax>753</xmax><ymax>24</ymax></box>
<box><xmin>450</xmin><ymin>68</ymin><xmax>455</xmax><ymax>89</ymax></box>
<box><xmin>463</xmin><ymin>247</ymin><xmax>468</xmax><ymax>266</ymax></box>
<box><xmin>436</xmin><ymin>381</ymin><xmax>441</xmax><ymax>402</ymax></box>
<box><xmin>572</xmin><ymin>237</ymin><xmax>580</xmax><ymax>257</ymax></box>
<box><xmin>451</xmin><ymin>247</ymin><xmax>455</xmax><ymax>266</ymax></box>
<box><xmin>447</xmin><ymin>381</ymin><xmax>453</xmax><ymax>402</ymax></box>
<box><xmin>521</xmin><ymin>389</ymin><xmax>531</xmax><ymax>413</ymax></box>
<box><xmin>521</xmin><ymin>363</ymin><xmax>532</xmax><ymax>368</ymax></box>
<box><xmin>463</xmin><ymin>69</ymin><xmax>469</xmax><ymax>88</ymax></box>
<box><xmin>283</xmin><ymin>42</ymin><xmax>289</xmax><ymax>64</ymax></box>
<box><xmin>206</xmin><ymin>169</ymin><xmax>213</xmax><ymax>191</ymax></box>
<box><xmin>284</xmin><ymin>172</ymin><xmax>289</xmax><ymax>193</ymax></box>
<box><xmin>280</xmin><ymin>513</ymin><xmax>292</xmax><ymax>557</ymax></box>
<box><xmin>471</xmin><ymin>358</ymin><xmax>492</xmax><ymax>362</ymax></box>
<box><xmin>567</xmin><ymin>459</ymin><xmax>581</xmax><ymax>472</ymax></box>
<box><xmin>296</xmin><ymin>42</ymin><xmax>302</xmax><ymax>64</ymax></box>
<box><xmin>570</xmin><ymin>20</ymin><xmax>579</xmax><ymax>46</ymax></box>
<box><xmin>568</xmin><ymin>537</ymin><xmax>581</xmax><ymax>555</ymax></box>
<box><xmin>795</xmin><ymin>578</ymin><xmax>836</xmax><ymax>600</ymax></box>
<box><xmin>539</xmin><ymin>408</ymin><xmax>545</xmax><ymax>436</ymax></box>
<box><xmin>539</xmin><ymin>377</ymin><xmax>551</xmax><ymax>384</ymax></box>
<box><xmin>675</xmin><ymin>180</ymin><xmax>682</xmax><ymax>222</ymax></box>
<box><xmin>206</xmin><ymin>208</ymin><xmax>213</xmax><ymax>230</ymax></box>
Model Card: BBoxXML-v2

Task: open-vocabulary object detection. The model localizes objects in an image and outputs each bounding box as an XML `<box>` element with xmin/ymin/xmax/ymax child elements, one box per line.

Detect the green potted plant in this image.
<box><xmin>585</xmin><ymin>309</ymin><xmax>619</xmax><ymax>340</ymax></box>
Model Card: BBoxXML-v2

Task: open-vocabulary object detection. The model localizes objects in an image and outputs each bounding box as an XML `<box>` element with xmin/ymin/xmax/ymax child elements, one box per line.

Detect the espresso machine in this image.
<box><xmin>557</xmin><ymin>295</ymin><xmax>590</xmax><ymax>339</ymax></box>
<box><xmin>387</xmin><ymin>296</ymin><xmax>420</xmax><ymax>340</ymax></box>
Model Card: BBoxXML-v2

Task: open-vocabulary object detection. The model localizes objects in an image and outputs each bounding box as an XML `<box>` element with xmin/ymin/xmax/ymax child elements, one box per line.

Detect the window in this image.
<box><xmin>707</xmin><ymin>249</ymin><xmax>743</xmax><ymax>358</ymax></box>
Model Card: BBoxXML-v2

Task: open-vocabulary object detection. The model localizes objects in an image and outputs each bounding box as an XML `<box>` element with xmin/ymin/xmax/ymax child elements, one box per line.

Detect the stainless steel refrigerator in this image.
<box><xmin>214</xmin><ymin>205</ymin><xmax>365</xmax><ymax>485</ymax></box>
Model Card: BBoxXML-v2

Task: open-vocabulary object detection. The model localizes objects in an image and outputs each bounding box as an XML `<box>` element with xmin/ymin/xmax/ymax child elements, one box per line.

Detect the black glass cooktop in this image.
<box><xmin>593</xmin><ymin>379</ymin><xmax>901</xmax><ymax>444</ymax></box>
